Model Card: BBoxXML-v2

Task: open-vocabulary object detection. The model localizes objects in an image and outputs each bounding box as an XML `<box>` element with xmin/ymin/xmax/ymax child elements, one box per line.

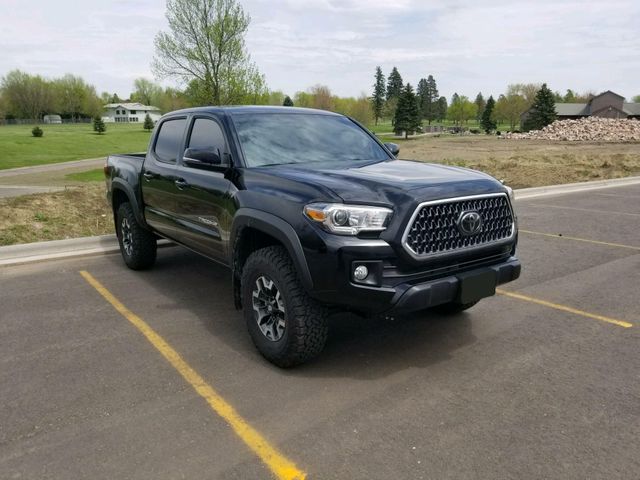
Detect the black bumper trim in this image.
<box><xmin>387</xmin><ymin>257</ymin><xmax>521</xmax><ymax>314</ymax></box>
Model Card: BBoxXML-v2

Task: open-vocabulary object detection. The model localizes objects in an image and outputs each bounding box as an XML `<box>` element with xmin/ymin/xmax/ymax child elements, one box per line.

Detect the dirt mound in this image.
<box><xmin>505</xmin><ymin>117</ymin><xmax>640</xmax><ymax>141</ymax></box>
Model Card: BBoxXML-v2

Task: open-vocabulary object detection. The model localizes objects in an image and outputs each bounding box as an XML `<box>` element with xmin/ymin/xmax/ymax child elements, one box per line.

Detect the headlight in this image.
<box><xmin>304</xmin><ymin>203</ymin><xmax>393</xmax><ymax>235</ymax></box>
<box><xmin>505</xmin><ymin>186</ymin><xmax>515</xmax><ymax>202</ymax></box>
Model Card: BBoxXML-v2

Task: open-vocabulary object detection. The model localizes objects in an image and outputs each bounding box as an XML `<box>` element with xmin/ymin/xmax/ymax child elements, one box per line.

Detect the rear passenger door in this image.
<box><xmin>141</xmin><ymin>116</ymin><xmax>187</xmax><ymax>239</ymax></box>
<box><xmin>172</xmin><ymin>115</ymin><xmax>235</xmax><ymax>263</ymax></box>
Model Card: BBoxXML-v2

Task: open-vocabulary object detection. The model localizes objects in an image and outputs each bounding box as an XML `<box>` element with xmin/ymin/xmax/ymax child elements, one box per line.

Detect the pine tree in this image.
<box><xmin>143</xmin><ymin>113</ymin><xmax>155</xmax><ymax>131</ymax></box>
<box><xmin>416</xmin><ymin>78</ymin><xmax>428</xmax><ymax>119</ymax></box>
<box><xmin>393</xmin><ymin>83</ymin><xmax>421</xmax><ymax>139</ymax></box>
<box><xmin>480</xmin><ymin>95</ymin><xmax>497</xmax><ymax>133</ymax></box>
<box><xmin>386</xmin><ymin>67</ymin><xmax>403</xmax><ymax>101</ymax></box>
<box><xmin>474</xmin><ymin>92</ymin><xmax>486</xmax><ymax>122</ymax></box>
<box><xmin>424</xmin><ymin>75</ymin><xmax>439</xmax><ymax>124</ymax></box>
<box><xmin>93</xmin><ymin>115</ymin><xmax>106</xmax><ymax>134</ymax></box>
<box><xmin>523</xmin><ymin>83</ymin><xmax>557</xmax><ymax>131</ymax></box>
<box><xmin>283</xmin><ymin>95</ymin><xmax>294</xmax><ymax>106</ymax></box>
<box><xmin>436</xmin><ymin>96</ymin><xmax>447</xmax><ymax>122</ymax></box>
<box><xmin>372</xmin><ymin>67</ymin><xmax>386</xmax><ymax>125</ymax></box>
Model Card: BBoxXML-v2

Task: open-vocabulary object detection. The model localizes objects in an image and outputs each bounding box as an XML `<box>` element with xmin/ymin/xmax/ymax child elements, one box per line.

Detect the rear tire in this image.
<box><xmin>431</xmin><ymin>300</ymin><xmax>479</xmax><ymax>314</ymax></box>
<box><xmin>241</xmin><ymin>246</ymin><xmax>328</xmax><ymax>368</ymax></box>
<box><xmin>116</xmin><ymin>202</ymin><xmax>157</xmax><ymax>270</ymax></box>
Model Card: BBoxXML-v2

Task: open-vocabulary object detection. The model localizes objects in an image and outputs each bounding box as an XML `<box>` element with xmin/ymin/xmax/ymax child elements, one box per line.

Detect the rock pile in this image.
<box><xmin>505</xmin><ymin>117</ymin><xmax>640</xmax><ymax>141</ymax></box>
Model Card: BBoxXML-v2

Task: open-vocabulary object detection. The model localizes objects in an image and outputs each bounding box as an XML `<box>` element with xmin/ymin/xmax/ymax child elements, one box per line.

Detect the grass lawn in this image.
<box><xmin>368</xmin><ymin>119</ymin><xmax>515</xmax><ymax>136</ymax></box>
<box><xmin>64</xmin><ymin>168</ymin><xmax>105</xmax><ymax>182</ymax></box>
<box><xmin>0</xmin><ymin>123</ymin><xmax>151</xmax><ymax>170</ymax></box>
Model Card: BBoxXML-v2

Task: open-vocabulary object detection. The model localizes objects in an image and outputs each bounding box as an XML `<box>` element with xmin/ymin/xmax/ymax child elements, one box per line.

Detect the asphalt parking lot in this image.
<box><xmin>1</xmin><ymin>185</ymin><xmax>639</xmax><ymax>479</ymax></box>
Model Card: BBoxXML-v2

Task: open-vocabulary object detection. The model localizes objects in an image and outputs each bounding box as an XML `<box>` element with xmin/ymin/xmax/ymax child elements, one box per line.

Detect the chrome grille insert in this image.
<box><xmin>402</xmin><ymin>193</ymin><xmax>515</xmax><ymax>259</ymax></box>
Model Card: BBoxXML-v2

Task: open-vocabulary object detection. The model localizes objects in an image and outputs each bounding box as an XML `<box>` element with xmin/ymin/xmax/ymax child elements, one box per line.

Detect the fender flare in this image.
<box><xmin>111</xmin><ymin>179</ymin><xmax>148</xmax><ymax>227</ymax></box>
<box><xmin>230</xmin><ymin>208</ymin><xmax>313</xmax><ymax>292</ymax></box>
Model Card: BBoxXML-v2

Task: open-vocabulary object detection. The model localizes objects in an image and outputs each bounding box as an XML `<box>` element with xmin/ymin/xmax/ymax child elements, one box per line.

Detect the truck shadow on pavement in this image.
<box><xmin>104</xmin><ymin>248</ymin><xmax>477</xmax><ymax>380</ymax></box>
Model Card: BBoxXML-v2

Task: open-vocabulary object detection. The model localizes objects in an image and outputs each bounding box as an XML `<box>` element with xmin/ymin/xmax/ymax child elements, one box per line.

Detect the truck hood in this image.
<box><xmin>253</xmin><ymin>159</ymin><xmax>505</xmax><ymax>205</ymax></box>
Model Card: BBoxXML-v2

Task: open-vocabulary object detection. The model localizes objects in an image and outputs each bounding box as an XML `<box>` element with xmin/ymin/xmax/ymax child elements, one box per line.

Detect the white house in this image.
<box><xmin>102</xmin><ymin>103</ymin><xmax>162</xmax><ymax>123</ymax></box>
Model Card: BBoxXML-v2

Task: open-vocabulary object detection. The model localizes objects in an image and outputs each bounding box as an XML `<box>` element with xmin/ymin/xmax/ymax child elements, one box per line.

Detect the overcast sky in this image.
<box><xmin>1</xmin><ymin>0</ymin><xmax>638</xmax><ymax>101</ymax></box>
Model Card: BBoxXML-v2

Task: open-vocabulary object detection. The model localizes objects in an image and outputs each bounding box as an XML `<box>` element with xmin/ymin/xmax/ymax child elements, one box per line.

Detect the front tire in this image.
<box><xmin>116</xmin><ymin>202</ymin><xmax>157</xmax><ymax>270</ymax></box>
<box><xmin>241</xmin><ymin>246</ymin><xmax>328</xmax><ymax>368</ymax></box>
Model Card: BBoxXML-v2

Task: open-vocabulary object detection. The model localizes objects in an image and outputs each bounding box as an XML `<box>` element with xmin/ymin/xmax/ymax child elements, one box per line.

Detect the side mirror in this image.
<box><xmin>183</xmin><ymin>147</ymin><xmax>221</xmax><ymax>169</ymax></box>
<box><xmin>384</xmin><ymin>142</ymin><xmax>400</xmax><ymax>157</ymax></box>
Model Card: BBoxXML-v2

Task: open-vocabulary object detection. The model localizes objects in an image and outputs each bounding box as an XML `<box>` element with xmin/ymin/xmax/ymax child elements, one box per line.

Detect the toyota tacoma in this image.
<box><xmin>105</xmin><ymin>106</ymin><xmax>521</xmax><ymax>367</ymax></box>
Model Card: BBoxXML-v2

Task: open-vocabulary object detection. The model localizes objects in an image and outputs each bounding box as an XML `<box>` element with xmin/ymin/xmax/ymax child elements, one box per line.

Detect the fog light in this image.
<box><xmin>353</xmin><ymin>265</ymin><xmax>369</xmax><ymax>281</ymax></box>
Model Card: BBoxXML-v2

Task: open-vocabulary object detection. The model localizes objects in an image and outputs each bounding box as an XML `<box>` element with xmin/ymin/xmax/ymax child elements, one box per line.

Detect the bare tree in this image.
<box><xmin>131</xmin><ymin>78</ymin><xmax>162</xmax><ymax>106</ymax></box>
<box><xmin>153</xmin><ymin>0</ymin><xmax>264</xmax><ymax>105</ymax></box>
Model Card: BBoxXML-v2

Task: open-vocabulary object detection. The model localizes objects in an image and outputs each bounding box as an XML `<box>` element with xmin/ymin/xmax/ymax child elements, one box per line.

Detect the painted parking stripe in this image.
<box><xmin>519</xmin><ymin>229</ymin><xmax>640</xmax><ymax>251</ymax></box>
<box><xmin>79</xmin><ymin>270</ymin><xmax>306</xmax><ymax>480</ymax></box>
<box><xmin>496</xmin><ymin>289</ymin><xmax>633</xmax><ymax>328</ymax></box>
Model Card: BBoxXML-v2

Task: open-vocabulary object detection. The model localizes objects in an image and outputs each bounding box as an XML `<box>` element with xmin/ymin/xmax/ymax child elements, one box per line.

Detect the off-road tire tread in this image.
<box><xmin>116</xmin><ymin>202</ymin><xmax>157</xmax><ymax>270</ymax></box>
<box><xmin>242</xmin><ymin>246</ymin><xmax>328</xmax><ymax>367</ymax></box>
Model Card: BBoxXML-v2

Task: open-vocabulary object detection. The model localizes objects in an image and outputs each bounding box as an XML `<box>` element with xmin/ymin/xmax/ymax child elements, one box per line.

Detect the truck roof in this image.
<box><xmin>165</xmin><ymin>106</ymin><xmax>342</xmax><ymax>116</ymax></box>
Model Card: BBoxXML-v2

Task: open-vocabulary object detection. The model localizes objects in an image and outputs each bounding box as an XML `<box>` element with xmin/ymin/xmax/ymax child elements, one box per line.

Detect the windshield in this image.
<box><xmin>231</xmin><ymin>112</ymin><xmax>390</xmax><ymax>167</ymax></box>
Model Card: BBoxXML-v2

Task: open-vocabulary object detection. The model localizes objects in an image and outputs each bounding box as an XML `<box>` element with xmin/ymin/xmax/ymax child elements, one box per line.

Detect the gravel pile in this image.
<box><xmin>505</xmin><ymin>117</ymin><xmax>640</xmax><ymax>141</ymax></box>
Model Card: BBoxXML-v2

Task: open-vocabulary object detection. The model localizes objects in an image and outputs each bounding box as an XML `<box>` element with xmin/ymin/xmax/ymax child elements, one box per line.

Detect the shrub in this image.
<box><xmin>470</xmin><ymin>128</ymin><xmax>480</xmax><ymax>134</ymax></box>
<box><xmin>31</xmin><ymin>126</ymin><xmax>43</xmax><ymax>137</ymax></box>
<box><xmin>496</xmin><ymin>130</ymin><xmax>501</xmax><ymax>136</ymax></box>
<box><xmin>143</xmin><ymin>113</ymin><xmax>155</xmax><ymax>131</ymax></box>
<box><xmin>93</xmin><ymin>116</ymin><xmax>106</xmax><ymax>134</ymax></box>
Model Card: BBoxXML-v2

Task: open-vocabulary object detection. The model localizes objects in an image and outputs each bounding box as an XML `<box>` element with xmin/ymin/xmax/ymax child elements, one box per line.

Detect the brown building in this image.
<box><xmin>521</xmin><ymin>90</ymin><xmax>640</xmax><ymax>128</ymax></box>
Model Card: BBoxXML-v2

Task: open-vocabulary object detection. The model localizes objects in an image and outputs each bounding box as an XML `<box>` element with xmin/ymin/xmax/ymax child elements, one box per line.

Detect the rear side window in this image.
<box><xmin>154</xmin><ymin>118</ymin><xmax>187</xmax><ymax>163</ymax></box>
<box><xmin>188</xmin><ymin>118</ymin><xmax>226</xmax><ymax>151</ymax></box>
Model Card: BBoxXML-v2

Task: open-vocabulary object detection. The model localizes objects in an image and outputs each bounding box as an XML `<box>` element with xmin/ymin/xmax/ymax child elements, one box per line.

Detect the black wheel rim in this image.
<box><xmin>121</xmin><ymin>218</ymin><xmax>133</xmax><ymax>256</ymax></box>
<box><xmin>251</xmin><ymin>275</ymin><xmax>286</xmax><ymax>341</ymax></box>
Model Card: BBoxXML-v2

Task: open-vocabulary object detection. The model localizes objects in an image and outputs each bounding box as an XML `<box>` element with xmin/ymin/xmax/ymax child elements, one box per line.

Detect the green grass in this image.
<box><xmin>64</xmin><ymin>168</ymin><xmax>105</xmax><ymax>182</ymax></box>
<box><xmin>0</xmin><ymin>123</ymin><xmax>151</xmax><ymax>170</ymax></box>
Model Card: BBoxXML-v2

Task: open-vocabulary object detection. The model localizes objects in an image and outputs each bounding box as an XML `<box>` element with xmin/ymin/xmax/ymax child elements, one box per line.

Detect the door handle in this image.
<box><xmin>142</xmin><ymin>172</ymin><xmax>154</xmax><ymax>181</ymax></box>
<box><xmin>174</xmin><ymin>178</ymin><xmax>189</xmax><ymax>190</ymax></box>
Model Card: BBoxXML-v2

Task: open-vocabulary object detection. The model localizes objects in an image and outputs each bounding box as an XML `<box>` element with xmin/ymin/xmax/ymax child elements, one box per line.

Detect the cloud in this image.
<box><xmin>0</xmin><ymin>0</ymin><xmax>638</xmax><ymax>101</ymax></box>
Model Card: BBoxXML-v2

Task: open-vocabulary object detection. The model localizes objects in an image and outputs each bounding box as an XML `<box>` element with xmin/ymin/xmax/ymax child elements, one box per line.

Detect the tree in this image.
<box><xmin>474</xmin><ymin>92</ymin><xmax>486</xmax><ymax>122</ymax></box>
<box><xmin>131</xmin><ymin>78</ymin><xmax>162</xmax><ymax>106</ymax></box>
<box><xmin>436</xmin><ymin>96</ymin><xmax>447</xmax><ymax>122</ymax></box>
<box><xmin>283</xmin><ymin>95</ymin><xmax>294</xmax><ymax>106</ymax></box>
<box><xmin>447</xmin><ymin>94</ymin><xmax>477</xmax><ymax>126</ymax></box>
<box><xmin>308</xmin><ymin>85</ymin><xmax>334</xmax><ymax>111</ymax></box>
<box><xmin>153</xmin><ymin>0</ymin><xmax>265</xmax><ymax>106</ymax></box>
<box><xmin>632</xmin><ymin>95</ymin><xmax>640</xmax><ymax>103</ymax></box>
<box><xmin>494</xmin><ymin>88</ymin><xmax>528</xmax><ymax>130</ymax></box>
<box><xmin>523</xmin><ymin>83</ymin><xmax>556</xmax><ymax>131</ymax></box>
<box><xmin>1</xmin><ymin>70</ymin><xmax>55</xmax><ymax>121</ymax></box>
<box><xmin>143</xmin><ymin>113</ymin><xmax>155</xmax><ymax>130</ymax></box>
<box><xmin>386</xmin><ymin>67</ymin><xmax>403</xmax><ymax>101</ymax></box>
<box><xmin>93</xmin><ymin>115</ymin><xmax>106</xmax><ymax>134</ymax></box>
<box><xmin>416</xmin><ymin>78</ymin><xmax>428</xmax><ymax>119</ymax></box>
<box><xmin>423</xmin><ymin>75</ymin><xmax>439</xmax><ymax>124</ymax></box>
<box><xmin>480</xmin><ymin>95</ymin><xmax>497</xmax><ymax>133</ymax></box>
<box><xmin>393</xmin><ymin>83</ymin><xmax>421</xmax><ymax>138</ymax></box>
<box><xmin>52</xmin><ymin>74</ymin><xmax>100</xmax><ymax>120</ymax></box>
<box><xmin>371</xmin><ymin>66</ymin><xmax>385</xmax><ymax>125</ymax></box>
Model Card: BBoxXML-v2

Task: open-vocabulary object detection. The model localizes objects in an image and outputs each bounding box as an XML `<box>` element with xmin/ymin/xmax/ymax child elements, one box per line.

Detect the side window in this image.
<box><xmin>188</xmin><ymin>118</ymin><xmax>226</xmax><ymax>152</ymax></box>
<box><xmin>154</xmin><ymin>118</ymin><xmax>187</xmax><ymax>163</ymax></box>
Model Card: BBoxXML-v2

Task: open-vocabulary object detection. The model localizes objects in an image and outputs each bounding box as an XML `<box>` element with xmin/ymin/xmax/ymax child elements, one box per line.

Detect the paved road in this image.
<box><xmin>1</xmin><ymin>186</ymin><xmax>638</xmax><ymax>479</ymax></box>
<box><xmin>0</xmin><ymin>157</ymin><xmax>106</xmax><ymax>198</ymax></box>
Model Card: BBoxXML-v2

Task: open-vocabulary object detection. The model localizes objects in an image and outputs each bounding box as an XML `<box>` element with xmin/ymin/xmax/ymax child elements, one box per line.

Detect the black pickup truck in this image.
<box><xmin>105</xmin><ymin>106</ymin><xmax>520</xmax><ymax>367</ymax></box>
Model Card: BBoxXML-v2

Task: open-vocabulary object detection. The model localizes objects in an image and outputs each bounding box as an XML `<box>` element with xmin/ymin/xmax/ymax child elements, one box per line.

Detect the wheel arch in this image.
<box><xmin>230</xmin><ymin>209</ymin><xmax>313</xmax><ymax>310</ymax></box>
<box><xmin>111</xmin><ymin>179</ymin><xmax>147</xmax><ymax>228</ymax></box>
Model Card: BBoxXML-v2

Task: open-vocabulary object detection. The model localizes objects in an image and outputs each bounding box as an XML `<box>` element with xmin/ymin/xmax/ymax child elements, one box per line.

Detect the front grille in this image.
<box><xmin>403</xmin><ymin>194</ymin><xmax>515</xmax><ymax>258</ymax></box>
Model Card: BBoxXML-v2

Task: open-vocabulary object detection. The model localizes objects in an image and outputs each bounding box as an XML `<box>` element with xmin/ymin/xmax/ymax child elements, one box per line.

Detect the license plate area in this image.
<box><xmin>456</xmin><ymin>270</ymin><xmax>497</xmax><ymax>304</ymax></box>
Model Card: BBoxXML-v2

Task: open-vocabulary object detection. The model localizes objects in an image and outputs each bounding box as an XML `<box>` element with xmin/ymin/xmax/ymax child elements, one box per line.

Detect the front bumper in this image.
<box><xmin>386</xmin><ymin>257</ymin><xmax>520</xmax><ymax>315</ymax></box>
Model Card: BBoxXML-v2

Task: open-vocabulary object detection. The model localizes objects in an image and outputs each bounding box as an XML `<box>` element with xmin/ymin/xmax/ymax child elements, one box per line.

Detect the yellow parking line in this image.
<box><xmin>79</xmin><ymin>271</ymin><xmax>306</xmax><ymax>480</ymax></box>
<box><xmin>496</xmin><ymin>288</ymin><xmax>633</xmax><ymax>328</ymax></box>
<box><xmin>520</xmin><ymin>229</ymin><xmax>640</xmax><ymax>251</ymax></box>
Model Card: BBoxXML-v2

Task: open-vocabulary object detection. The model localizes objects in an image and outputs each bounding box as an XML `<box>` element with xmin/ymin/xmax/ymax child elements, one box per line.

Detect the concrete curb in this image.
<box><xmin>2</xmin><ymin>175</ymin><xmax>639</xmax><ymax>268</ymax></box>
<box><xmin>515</xmin><ymin>175</ymin><xmax>640</xmax><ymax>200</ymax></box>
